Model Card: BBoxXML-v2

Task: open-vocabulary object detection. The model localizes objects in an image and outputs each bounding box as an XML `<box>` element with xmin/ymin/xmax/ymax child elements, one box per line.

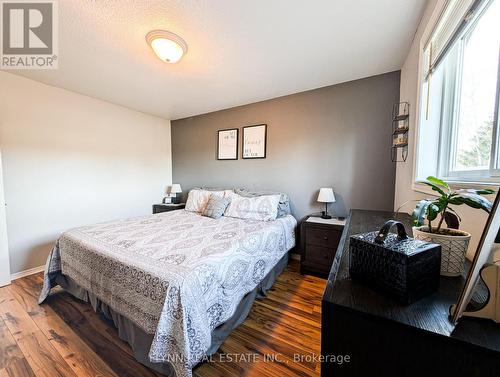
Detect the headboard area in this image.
<box><xmin>194</xmin><ymin>187</ymin><xmax>292</xmax><ymax>218</ymax></box>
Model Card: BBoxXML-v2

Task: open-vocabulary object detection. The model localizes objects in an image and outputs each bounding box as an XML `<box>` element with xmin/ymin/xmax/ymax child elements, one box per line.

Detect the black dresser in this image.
<box><xmin>322</xmin><ymin>209</ymin><xmax>500</xmax><ymax>377</ymax></box>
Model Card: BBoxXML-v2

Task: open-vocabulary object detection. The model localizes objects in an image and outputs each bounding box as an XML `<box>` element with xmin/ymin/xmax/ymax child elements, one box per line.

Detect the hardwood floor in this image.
<box><xmin>0</xmin><ymin>260</ymin><xmax>325</xmax><ymax>377</ymax></box>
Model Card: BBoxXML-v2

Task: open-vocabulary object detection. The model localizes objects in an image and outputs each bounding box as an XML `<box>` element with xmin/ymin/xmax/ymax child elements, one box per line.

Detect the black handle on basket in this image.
<box><xmin>374</xmin><ymin>220</ymin><xmax>408</xmax><ymax>244</ymax></box>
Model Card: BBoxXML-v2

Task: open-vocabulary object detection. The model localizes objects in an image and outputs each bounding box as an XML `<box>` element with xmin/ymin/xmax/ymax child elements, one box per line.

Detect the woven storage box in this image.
<box><xmin>349</xmin><ymin>220</ymin><xmax>441</xmax><ymax>304</ymax></box>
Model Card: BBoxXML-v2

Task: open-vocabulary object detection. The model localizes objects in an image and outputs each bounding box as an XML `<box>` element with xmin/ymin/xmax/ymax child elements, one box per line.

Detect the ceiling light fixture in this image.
<box><xmin>146</xmin><ymin>30</ymin><xmax>188</xmax><ymax>64</ymax></box>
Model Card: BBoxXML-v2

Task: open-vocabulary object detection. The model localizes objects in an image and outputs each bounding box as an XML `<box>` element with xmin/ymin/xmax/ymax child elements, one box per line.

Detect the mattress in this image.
<box><xmin>39</xmin><ymin>210</ymin><xmax>296</xmax><ymax>377</ymax></box>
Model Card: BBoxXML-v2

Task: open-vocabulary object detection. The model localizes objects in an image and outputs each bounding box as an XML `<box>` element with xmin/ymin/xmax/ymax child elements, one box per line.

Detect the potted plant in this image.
<box><xmin>412</xmin><ymin>176</ymin><xmax>494</xmax><ymax>277</ymax></box>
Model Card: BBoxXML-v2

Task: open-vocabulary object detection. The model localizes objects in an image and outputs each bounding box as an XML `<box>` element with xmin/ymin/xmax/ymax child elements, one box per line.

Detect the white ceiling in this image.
<box><xmin>8</xmin><ymin>0</ymin><xmax>427</xmax><ymax>120</ymax></box>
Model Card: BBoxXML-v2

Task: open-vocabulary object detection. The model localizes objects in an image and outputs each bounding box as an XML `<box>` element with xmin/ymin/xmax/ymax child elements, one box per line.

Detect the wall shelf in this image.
<box><xmin>392</xmin><ymin>143</ymin><xmax>408</xmax><ymax>148</ymax></box>
<box><xmin>393</xmin><ymin>127</ymin><xmax>409</xmax><ymax>135</ymax></box>
<box><xmin>391</xmin><ymin>102</ymin><xmax>409</xmax><ymax>162</ymax></box>
<box><xmin>393</xmin><ymin>114</ymin><xmax>409</xmax><ymax>121</ymax></box>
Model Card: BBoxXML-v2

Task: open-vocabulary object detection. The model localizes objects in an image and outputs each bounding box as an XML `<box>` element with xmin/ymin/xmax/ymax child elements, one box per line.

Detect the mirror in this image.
<box><xmin>451</xmin><ymin>192</ymin><xmax>500</xmax><ymax>323</ymax></box>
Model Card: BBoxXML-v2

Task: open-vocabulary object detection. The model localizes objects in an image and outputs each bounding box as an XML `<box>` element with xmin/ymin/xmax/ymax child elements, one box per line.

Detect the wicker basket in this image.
<box><xmin>412</xmin><ymin>226</ymin><xmax>471</xmax><ymax>277</ymax></box>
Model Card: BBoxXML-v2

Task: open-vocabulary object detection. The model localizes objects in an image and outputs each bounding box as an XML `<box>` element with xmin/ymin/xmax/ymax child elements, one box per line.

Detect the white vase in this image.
<box><xmin>412</xmin><ymin>226</ymin><xmax>471</xmax><ymax>277</ymax></box>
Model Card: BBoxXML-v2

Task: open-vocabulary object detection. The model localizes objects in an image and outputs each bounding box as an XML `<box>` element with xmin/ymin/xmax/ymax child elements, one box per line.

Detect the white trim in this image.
<box><xmin>10</xmin><ymin>265</ymin><xmax>45</xmax><ymax>281</ymax></box>
<box><xmin>411</xmin><ymin>0</ymin><xmax>500</xmax><ymax>190</ymax></box>
<box><xmin>412</xmin><ymin>180</ymin><xmax>499</xmax><ymax>197</ymax></box>
<box><xmin>0</xmin><ymin>149</ymin><xmax>10</xmax><ymax>287</ymax></box>
<box><xmin>411</xmin><ymin>0</ymin><xmax>449</xmax><ymax>189</ymax></box>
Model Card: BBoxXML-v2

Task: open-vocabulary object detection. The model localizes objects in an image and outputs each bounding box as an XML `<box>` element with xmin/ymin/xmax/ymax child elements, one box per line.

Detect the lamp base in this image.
<box><xmin>172</xmin><ymin>195</ymin><xmax>181</xmax><ymax>204</ymax></box>
<box><xmin>321</xmin><ymin>211</ymin><xmax>332</xmax><ymax>219</ymax></box>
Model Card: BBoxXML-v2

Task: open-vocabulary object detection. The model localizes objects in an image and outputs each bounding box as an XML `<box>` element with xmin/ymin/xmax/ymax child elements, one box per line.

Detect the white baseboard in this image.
<box><xmin>11</xmin><ymin>265</ymin><xmax>45</xmax><ymax>281</ymax></box>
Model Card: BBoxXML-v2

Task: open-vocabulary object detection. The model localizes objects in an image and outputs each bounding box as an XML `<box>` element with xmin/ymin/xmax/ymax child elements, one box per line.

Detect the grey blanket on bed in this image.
<box><xmin>39</xmin><ymin>210</ymin><xmax>296</xmax><ymax>377</ymax></box>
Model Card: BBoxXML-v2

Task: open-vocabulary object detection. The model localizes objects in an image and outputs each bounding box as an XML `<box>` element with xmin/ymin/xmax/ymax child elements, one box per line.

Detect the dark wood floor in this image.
<box><xmin>0</xmin><ymin>259</ymin><xmax>325</xmax><ymax>377</ymax></box>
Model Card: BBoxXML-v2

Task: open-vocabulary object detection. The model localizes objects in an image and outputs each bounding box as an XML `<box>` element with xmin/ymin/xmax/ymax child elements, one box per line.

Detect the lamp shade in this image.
<box><xmin>170</xmin><ymin>184</ymin><xmax>182</xmax><ymax>194</ymax></box>
<box><xmin>317</xmin><ymin>188</ymin><xmax>335</xmax><ymax>203</ymax></box>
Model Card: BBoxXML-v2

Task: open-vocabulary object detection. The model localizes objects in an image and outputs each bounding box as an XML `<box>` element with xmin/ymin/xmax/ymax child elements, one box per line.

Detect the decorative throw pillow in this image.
<box><xmin>234</xmin><ymin>189</ymin><xmax>291</xmax><ymax>218</ymax></box>
<box><xmin>198</xmin><ymin>188</ymin><xmax>235</xmax><ymax>198</ymax></box>
<box><xmin>202</xmin><ymin>195</ymin><xmax>231</xmax><ymax>219</ymax></box>
<box><xmin>185</xmin><ymin>189</ymin><xmax>225</xmax><ymax>213</ymax></box>
<box><xmin>224</xmin><ymin>193</ymin><xmax>280</xmax><ymax>221</ymax></box>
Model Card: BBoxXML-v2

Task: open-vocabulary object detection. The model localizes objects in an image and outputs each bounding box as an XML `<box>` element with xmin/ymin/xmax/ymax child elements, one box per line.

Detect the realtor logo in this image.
<box><xmin>1</xmin><ymin>0</ymin><xmax>58</xmax><ymax>69</ymax></box>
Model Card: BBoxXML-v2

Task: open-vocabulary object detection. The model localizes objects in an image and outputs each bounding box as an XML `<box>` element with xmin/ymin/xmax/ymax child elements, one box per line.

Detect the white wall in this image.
<box><xmin>0</xmin><ymin>72</ymin><xmax>172</xmax><ymax>274</ymax></box>
<box><xmin>394</xmin><ymin>0</ymin><xmax>496</xmax><ymax>258</ymax></box>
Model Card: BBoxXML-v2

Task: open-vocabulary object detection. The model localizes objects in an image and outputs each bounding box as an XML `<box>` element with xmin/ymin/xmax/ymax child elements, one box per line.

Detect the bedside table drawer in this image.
<box><xmin>304</xmin><ymin>245</ymin><xmax>335</xmax><ymax>266</ymax></box>
<box><xmin>153</xmin><ymin>204</ymin><xmax>185</xmax><ymax>214</ymax></box>
<box><xmin>306</xmin><ymin>227</ymin><xmax>340</xmax><ymax>248</ymax></box>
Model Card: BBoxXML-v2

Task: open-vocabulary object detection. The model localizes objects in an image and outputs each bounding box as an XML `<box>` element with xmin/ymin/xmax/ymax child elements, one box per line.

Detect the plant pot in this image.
<box><xmin>412</xmin><ymin>226</ymin><xmax>471</xmax><ymax>277</ymax></box>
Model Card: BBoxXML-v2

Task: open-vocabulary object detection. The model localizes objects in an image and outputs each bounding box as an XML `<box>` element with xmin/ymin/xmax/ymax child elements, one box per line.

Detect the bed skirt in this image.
<box><xmin>51</xmin><ymin>252</ymin><xmax>290</xmax><ymax>376</ymax></box>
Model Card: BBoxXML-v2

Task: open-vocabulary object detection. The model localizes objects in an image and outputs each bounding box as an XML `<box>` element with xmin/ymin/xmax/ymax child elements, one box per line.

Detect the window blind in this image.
<box><xmin>422</xmin><ymin>0</ymin><xmax>481</xmax><ymax>80</ymax></box>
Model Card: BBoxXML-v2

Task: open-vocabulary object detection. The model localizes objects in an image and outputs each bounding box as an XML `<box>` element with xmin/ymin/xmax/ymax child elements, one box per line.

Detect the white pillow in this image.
<box><xmin>224</xmin><ymin>193</ymin><xmax>280</xmax><ymax>221</ymax></box>
<box><xmin>185</xmin><ymin>189</ymin><xmax>225</xmax><ymax>213</ymax></box>
<box><xmin>223</xmin><ymin>189</ymin><xmax>234</xmax><ymax>197</ymax></box>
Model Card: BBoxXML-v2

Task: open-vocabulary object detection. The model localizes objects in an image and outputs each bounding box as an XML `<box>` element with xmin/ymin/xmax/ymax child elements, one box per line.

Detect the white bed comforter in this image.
<box><xmin>39</xmin><ymin>210</ymin><xmax>296</xmax><ymax>377</ymax></box>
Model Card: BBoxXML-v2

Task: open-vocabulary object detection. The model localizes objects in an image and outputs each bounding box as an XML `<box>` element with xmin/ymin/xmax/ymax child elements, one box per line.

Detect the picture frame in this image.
<box><xmin>450</xmin><ymin>192</ymin><xmax>500</xmax><ymax>323</ymax></box>
<box><xmin>217</xmin><ymin>128</ymin><xmax>238</xmax><ymax>160</ymax></box>
<box><xmin>242</xmin><ymin>124</ymin><xmax>267</xmax><ymax>159</ymax></box>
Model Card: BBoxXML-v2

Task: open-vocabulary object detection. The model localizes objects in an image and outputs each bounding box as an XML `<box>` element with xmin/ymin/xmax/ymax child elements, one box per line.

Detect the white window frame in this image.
<box><xmin>412</xmin><ymin>0</ymin><xmax>500</xmax><ymax>194</ymax></box>
<box><xmin>443</xmin><ymin>17</ymin><xmax>492</xmax><ymax>181</ymax></box>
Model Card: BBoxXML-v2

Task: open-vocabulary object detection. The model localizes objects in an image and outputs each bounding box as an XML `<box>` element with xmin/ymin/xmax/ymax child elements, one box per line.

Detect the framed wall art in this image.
<box><xmin>242</xmin><ymin>124</ymin><xmax>267</xmax><ymax>159</ymax></box>
<box><xmin>217</xmin><ymin>128</ymin><xmax>238</xmax><ymax>160</ymax></box>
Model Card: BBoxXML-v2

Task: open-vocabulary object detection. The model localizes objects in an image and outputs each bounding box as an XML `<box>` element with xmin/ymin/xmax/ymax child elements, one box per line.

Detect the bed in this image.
<box><xmin>39</xmin><ymin>208</ymin><xmax>296</xmax><ymax>377</ymax></box>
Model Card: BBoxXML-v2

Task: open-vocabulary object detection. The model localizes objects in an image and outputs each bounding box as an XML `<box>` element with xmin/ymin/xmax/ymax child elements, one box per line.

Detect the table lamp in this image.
<box><xmin>317</xmin><ymin>188</ymin><xmax>335</xmax><ymax>219</ymax></box>
<box><xmin>170</xmin><ymin>184</ymin><xmax>182</xmax><ymax>204</ymax></box>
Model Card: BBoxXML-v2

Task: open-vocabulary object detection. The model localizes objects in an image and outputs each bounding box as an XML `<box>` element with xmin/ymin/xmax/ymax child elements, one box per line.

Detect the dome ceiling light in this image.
<box><xmin>146</xmin><ymin>30</ymin><xmax>188</xmax><ymax>64</ymax></box>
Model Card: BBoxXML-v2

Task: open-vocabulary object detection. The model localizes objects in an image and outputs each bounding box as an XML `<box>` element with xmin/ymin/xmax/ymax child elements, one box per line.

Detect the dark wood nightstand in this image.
<box><xmin>300</xmin><ymin>215</ymin><xmax>346</xmax><ymax>278</ymax></box>
<box><xmin>152</xmin><ymin>203</ymin><xmax>186</xmax><ymax>214</ymax></box>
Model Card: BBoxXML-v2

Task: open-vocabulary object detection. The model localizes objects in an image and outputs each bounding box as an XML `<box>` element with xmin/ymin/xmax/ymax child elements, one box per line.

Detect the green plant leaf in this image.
<box><xmin>437</xmin><ymin>196</ymin><xmax>448</xmax><ymax>210</ymax></box>
<box><xmin>426</xmin><ymin>176</ymin><xmax>450</xmax><ymax>191</ymax></box>
<box><xmin>459</xmin><ymin>188</ymin><xmax>494</xmax><ymax>196</ymax></box>
<box><xmin>427</xmin><ymin>203</ymin><xmax>440</xmax><ymax>221</ymax></box>
<box><xmin>412</xmin><ymin>182</ymin><xmax>494</xmax><ymax>229</ymax></box>
<box><xmin>444</xmin><ymin>211</ymin><xmax>460</xmax><ymax>229</ymax></box>
<box><xmin>448</xmin><ymin>197</ymin><xmax>464</xmax><ymax>205</ymax></box>
<box><xmin>412</xmin><ymin>200</ymin><xmax>432</xmax><ymax>226</ymax></box>
<box><xmin>446</xmin><ymin>206</ymin><xmax>462</xmax><ymax>222</ymax></box>
<box><xmin>423</xmin><ymin>181</ymin><xmax>447</xmax><ymax>196</ymax></box>
<box><xmin>451</xmin><ymin>190</ymin><xmax>493</xmax><ymax>213</ymax></box>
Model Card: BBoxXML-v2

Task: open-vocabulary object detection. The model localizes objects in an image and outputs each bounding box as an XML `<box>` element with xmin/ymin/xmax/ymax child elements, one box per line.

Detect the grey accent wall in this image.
<box><xmin>172</xmin><ymin>71</ymin><xmax>400</xmax><ymax>219</ymax></box>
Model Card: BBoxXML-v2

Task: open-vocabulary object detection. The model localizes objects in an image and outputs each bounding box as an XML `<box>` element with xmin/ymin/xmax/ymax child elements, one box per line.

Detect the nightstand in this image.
<box><xmin>300</xmin><ymin>216</ymin><xmax>346</xmax><ymax>278</ymax></box>
<box><xmin>152</xmin><ymin>203</ymin><xmax>186</xmax><ymax>214</ymax></box>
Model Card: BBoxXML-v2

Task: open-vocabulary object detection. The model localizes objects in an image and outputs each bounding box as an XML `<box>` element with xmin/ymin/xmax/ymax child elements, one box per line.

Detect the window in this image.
<box><xmin>416</xmin><ymin>0</ymin><xmax>500</xmax><ymax>184</ymax></box>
